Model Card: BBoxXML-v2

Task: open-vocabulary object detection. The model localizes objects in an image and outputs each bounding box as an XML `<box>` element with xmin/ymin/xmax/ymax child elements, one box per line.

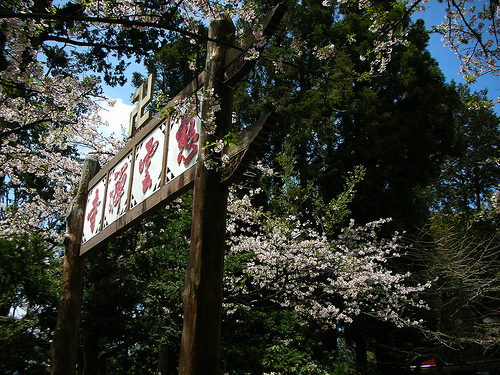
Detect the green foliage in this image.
<box><xmin>0</xmin><ymin>234</ymin><xmax>58</xmax><ymax>319</ymax></box>
<box><xmin>325</xmin><ymin>18</ymin><xmax>458</xmax><ymax>230</ymax></box>
<box><xmin>315</xmin><ymin>165</ymin><xmax>366</xmax><ymax>236</ymax></box>
<box><xmin>222</xmin><ymin>308</ymin><xmax>341</xmax><ymax>374</ymax></box>
<box><xmin>142</xmin><ymin>31</ymin><xmax>206</xmax><ymax>98</ymax></box>
<box><xmin>271</xmin><ymin>143</ymin><xmax>317</xmax><ymax>217</ymax></box>
<box><xmin>0</xmin><ymin>234</ymin><xmax>59</xmax><ymax>374</ymax></box>
<box><xmin>79</xmin><ymin>195</ymin><xmax>193</xmax><ymax>374</ymax></box>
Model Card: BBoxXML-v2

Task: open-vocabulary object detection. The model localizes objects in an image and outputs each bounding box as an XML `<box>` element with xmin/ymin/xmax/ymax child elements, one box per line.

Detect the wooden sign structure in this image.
<box><xmin>51</xmin><ymin>4</ymin><xmax>285</xmax><ymax>375</ymax></box>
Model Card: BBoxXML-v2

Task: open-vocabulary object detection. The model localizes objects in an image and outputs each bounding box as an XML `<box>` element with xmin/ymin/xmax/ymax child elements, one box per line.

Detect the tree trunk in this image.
<box><xmin>156</xmin><ymin>343</ymin><xmax>169</xmax><ymax>375</ymax></box>
<box><xmin>51</xmin><ymin>156</ymin><xmax>100</xmax><ymax>375</ymax></box>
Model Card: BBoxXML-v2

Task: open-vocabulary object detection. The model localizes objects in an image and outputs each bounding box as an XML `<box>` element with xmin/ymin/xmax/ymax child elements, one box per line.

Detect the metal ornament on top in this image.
<box><xmin>128</xmin><ymin>73</ymin><xmax>155</xmax><ymax>138</ymax></box>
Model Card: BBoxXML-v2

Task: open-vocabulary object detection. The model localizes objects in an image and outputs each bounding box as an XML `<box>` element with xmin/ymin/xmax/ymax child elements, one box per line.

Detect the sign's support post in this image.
<box><xmin>178</xmin><ymin>14</ymin><xmax>235</xmax><ymax>375</ymax></box>
<box><xmin>51</xmin><ymin>155</ymin><xmax>100</xmax><ymax>375</ymax></box>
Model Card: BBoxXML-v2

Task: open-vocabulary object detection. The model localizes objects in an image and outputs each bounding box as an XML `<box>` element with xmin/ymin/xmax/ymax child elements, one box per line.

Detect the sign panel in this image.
<box><xmin>82</xmin><ymin>177</ymin><xmax>106</xmax><ymax>243</ymax></box>
<box><xmin>103</xmin><ymin>153</ymin><xmax>132</xmax><ymax>228</ymax></box>
<box><xmin>80</xmin><ymin>77</ymin><xmax>204</xmax><ymax>254</ymax></box>
<box><xmin>167</xmin><ymin>97</ymin><xmax>201</xmax><ymax>182</ymax></box>
<box><xmin>130</xmin><ymin>123</ymin><xmax>167</xmax><ymax>208</ymax></box>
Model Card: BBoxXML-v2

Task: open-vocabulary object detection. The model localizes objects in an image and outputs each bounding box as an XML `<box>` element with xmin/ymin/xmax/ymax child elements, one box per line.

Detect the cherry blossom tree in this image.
<box><xmin>224</xmin><ymin>159</ymin><xmax>431</xmax><ymax>331</ymax></box>
<box><xmin>428</xmin><ymin>0</ymin><xmax>499</xmax><ymax>85</ymax></box>
<box><xmin>0</xmin><ymin>0</ymin><xmax>267</xmax><ymax>244</ymax></box>
<box><xmin>216</xmin><ymin>157</ymin><xmax>433</xmax><ymax>372</ymax></box>
<box><xmin>0</xmin><ymin>16</ymin><xmax>124</xmax><ymax>241</ymax></box>
<box><xmin>315</xmin><ymin>0</ymin><xmax>499</xmax><ymax>105</ymax></box>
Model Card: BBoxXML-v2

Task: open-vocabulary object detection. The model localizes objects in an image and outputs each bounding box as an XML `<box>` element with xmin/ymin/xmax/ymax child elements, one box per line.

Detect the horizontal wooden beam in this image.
<box><xmin>220</xmin><ymin>112</ymin><xmax>278</xmax><ymax>185</ymax></box>
<box><xmin>80</xmin><ymin>167</ymin><xmax>195</xmax><ymax>255</ymax></box>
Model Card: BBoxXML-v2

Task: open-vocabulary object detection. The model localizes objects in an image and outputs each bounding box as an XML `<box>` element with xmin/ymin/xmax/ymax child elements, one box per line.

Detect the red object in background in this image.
<box><xmin>422</xmin><ymin>359</ymin><xmax>437</xmax><ymax>366</ymax></box>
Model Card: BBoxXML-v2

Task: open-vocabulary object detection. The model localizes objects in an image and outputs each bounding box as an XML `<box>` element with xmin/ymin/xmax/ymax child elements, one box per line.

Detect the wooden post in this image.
<box><xmin>178</xmin><ymin>14</ymin><xmax>235</xmax><ymax>375</ymax></box>
<box><xmin>51</xmin><ymin>155</ymin><xmax>100</xmax><ymax>375</ymax></box>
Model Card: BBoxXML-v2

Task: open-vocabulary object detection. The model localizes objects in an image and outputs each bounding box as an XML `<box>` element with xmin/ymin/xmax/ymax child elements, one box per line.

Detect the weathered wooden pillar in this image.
<box><xmin>178</xmin><ymin>14</ymin><xmax>235</xmax><ymax>375</ymax></box>
<box><xmin>51</xmin><ymin>155</ymin><xmax>100</xmax><ymax>375</ymax></box>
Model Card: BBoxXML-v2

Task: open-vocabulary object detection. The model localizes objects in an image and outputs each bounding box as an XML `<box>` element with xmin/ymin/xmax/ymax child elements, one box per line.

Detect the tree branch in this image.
<box><xmin>449</xmin><ymin>0</ymin><xmax>490</xmax><ymax>57</ymax></box>
<box><xmin>0</xmin><ymin>117</ymin><xmax>51</xmax><ymax>140</ymax></box>
<box><xmin>0</xmin><ymin>12</ymin><xmax>218</xmax><ymax>45</ymax></box>
<box><xmin>43</xmin><ymin>35</ymin><xmax>126</xmax><ymax>51</ymax></box>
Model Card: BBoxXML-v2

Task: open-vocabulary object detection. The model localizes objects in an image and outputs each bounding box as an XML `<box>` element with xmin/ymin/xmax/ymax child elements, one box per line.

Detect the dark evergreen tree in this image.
<box><xmin>0</xmin><ymin>235</ymin><xmax>59</xmax><ymax>374</ymax></box>
<box><xmin>233</xmin><ymin>2</ymin><xmax>458</xmax><ymax>232</ymax></box>
<box><xmin>423</xmin><ymin>84</ymin><xmax>500</xmax><ymax>223</ymax></box>
<box><xmin>319</xmin><ymin>18</ymin><xmax>457</xmax><ymax>230</ymax></box>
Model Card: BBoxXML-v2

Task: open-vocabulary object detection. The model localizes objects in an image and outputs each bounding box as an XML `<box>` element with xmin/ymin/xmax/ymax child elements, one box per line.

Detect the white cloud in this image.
<box><xmin>98</xmin><ymin>98</ymin><xmax>134</xmax><ymax>139</ymax></box>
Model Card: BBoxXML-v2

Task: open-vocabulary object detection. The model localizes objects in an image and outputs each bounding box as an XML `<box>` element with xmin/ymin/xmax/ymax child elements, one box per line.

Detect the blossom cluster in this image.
<box><xmin>74</xmin><ymin>0</ymin><xmax>246</xmax><ymax>35</ymax></box>
<box><xmin>198</xmin><ymin>88</ymin><xmax>234</xmax><ymax>171</ymax></box>
<box><xmin>312</xmin><ymin>0</ymin><xmax>498</xmax><ymax>95</ymax></box>
<box><xmin>224</xmin><ymin>184</ymin><xmax>430</xmax><ymax>329</ymax></box>
<box><xmin>0</xmin><ymin>18</ymin><xmax>123</xmax><ymax>242</ymax></box>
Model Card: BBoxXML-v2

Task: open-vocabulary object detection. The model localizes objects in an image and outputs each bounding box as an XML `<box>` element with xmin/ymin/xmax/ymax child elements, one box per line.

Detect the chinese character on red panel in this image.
<box><xmin>87</xmin><ymin>188</ymin><xmax>100</xmax><ymax>232</ymax></box>
<box><xmin>130</xmin><ymin>124</ymin><xmax>166</xmax><ymax>209</ymax></box>
<box><xmin>166</xmin><ymin>96</ymin><xmax>201</xmax><ymax>183</ymax></box>
<box><xmin>108</xmin><ymin>162</ymin><xmax>128</xmax><ymax>212</ymax></box>
<box><xmin>139</xmin><ymin>137</ymin><xmax>159</xmax><ymax>193</ymax></box>
<box><xmin>176</xmin><ymin>112</ymin><xmax>199</xmax><ymax>166</ymax></box>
